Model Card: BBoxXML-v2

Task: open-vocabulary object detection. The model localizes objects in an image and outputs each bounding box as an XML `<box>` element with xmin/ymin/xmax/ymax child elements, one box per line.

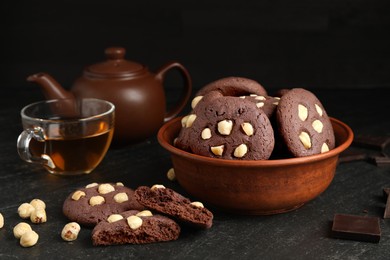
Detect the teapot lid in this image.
<box><xmin>84</xmin><ymin>47</ymin><xmax>146</xmax><ymax>78</ymax></box>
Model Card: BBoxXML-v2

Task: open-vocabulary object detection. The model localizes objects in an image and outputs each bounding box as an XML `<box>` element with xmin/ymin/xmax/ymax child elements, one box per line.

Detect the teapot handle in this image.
<box><xmin>155</xmin><ymin>61</ymin><xmax>192</xmax><ymax>122</ymax></box>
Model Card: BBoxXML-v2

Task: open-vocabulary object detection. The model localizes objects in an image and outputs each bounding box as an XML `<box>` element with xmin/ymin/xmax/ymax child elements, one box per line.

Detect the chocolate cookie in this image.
<box><xmin>176</xmin><ymin>92</ymin><xmax>275</xmax><ymax>160</ymax></box>
<box><xmin>195</xmin><ymin>76</ymin><xmax>267</xmax><ymax>97</ymax></box>
<box><xmin>91</xmin><ymin>210</ymin><xmax>180</xmax><ymax>245</ymax></box>
<box><xmin>238</xmin><ymin>94</ymin><xmax>280</xmax><ymax>118</ymax></box>
<box><xmin>135</xmin><ymin>185</ymin><xmax>213</xmax><ymax>229</ymax></box>
<box><xmin>273</xmin><ymin>88</ymin><xmax>290</xmax><ymax>97</ymax></box>
<box><xmin>276</xmin><ymin>88</ymin><xmax>335</xmax><ymax>157</ymax></box>
<box><xmin>63</xmin><ymin>182</ymin><xmax>144</xmax><ymax>226</ymax></box>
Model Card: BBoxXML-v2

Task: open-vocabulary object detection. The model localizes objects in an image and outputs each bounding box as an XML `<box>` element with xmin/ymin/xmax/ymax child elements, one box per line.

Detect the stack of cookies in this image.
<box><xmin>62</xmin><ymin>183</ymin><xmax>213</xmax><ymax>245</ymax></box>
<box><xmin>174</xmin><ymin>77</ymin><xmax>335</xmax><ymax>160</ymax></box>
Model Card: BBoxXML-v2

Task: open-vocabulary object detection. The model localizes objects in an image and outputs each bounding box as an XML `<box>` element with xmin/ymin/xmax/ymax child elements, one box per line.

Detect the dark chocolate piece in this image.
<box><xmin>384</xmin><ymin>198</ymin><xmax>390</xmax><ymax>219</ymax></box>
<box><xmin>353</xmin><ymin>135</ymin><xmax>390</xmax><ymax>151</ymax></box>
<box><xmin>338</xmin><ymin>149</ymin><xmax>368</xmax><ymax>163</ymax></box>
<box><xmin>383</xmin><ymin>188</ymin><xmax>390</xmax><ymax>219</ymax></box>
<box><xmin>372</xmin><ymin>156</ymin><xmax>390</xmax><ymax>167</ymax></box>
<box><xmin>383</xmin><ymin>187</ymin><xmax>390</xmax><ymax>198</ymax></box>
<box><xmin>332</xmin><ymin>214</ymin><xmax>381</xmax><ymax>243</ymax></box>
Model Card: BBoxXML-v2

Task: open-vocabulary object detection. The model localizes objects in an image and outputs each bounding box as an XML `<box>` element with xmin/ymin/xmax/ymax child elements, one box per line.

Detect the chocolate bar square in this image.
<box><xmin>383</xmin><ymin>188</ymin><xmax>390</xmax><ymax>219</ymax></box>
<box><xmin>353</xmin><ymin>135</ymin><xmax>390</xmax><ymax>151</ymax></box>
<box><xmin>332</xmin><ymin>214</ymin><xmax>381</xmax><ymax>243</ymax></box>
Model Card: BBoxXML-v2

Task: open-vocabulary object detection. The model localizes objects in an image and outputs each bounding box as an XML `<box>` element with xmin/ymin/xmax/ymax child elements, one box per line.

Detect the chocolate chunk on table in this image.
<box><xmin>383</xmin><ymin>188</ymin><xmax>390</xmax><ymax>219</ymax></box>
<box><xmin>331</xmin><ymin>214</ymin><xmax>381</xmax><ymax>243</ymax></box>
<box><xmin>384</xmin><ymin>199</ymin><xmax>390</xmax><ymax>219</ymax></box>
<box><xmin>383</xmin><ymin>188</ymin><xmax>390</xmax><ymax>198</ymax></box>
<box><xmin>372</xmin><ymin>156</ymin><xmax>390</xmax><ymax>167</ymax></box>
<box><xmin>353</xmin><ymin>135</ymin><xmax>390</xmax><ymax>151</ymax></box>
<box><xmin>338</xmin><ymin>149</ymin><xmax>368</xmax><ymax>163</ymax></box>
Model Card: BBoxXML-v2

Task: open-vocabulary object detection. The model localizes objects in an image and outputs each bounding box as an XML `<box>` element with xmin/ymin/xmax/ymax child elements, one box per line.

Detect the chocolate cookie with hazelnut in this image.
<box><xmin>62</xmin><ymin>182</ymin><xmax>144</xmax><ymax>227</ymax></box>
<box><xmin>135</xmin><ymin>185</ymin><xmax>213</xmax><ymax>229</ymax></box>
<box><xmin>276</xmin><ymin>88</ymin><xmax>335</xmax><ymax>157</ymax></box>
<box><xmin>92</xmin><ymin>210</ymin><xmax>180</xmax><ymax>245</ymax></box>
<box><xmin>175</xmin><ymin>91</ymin><xmax>275</xmax><ymax>160</ymax></box>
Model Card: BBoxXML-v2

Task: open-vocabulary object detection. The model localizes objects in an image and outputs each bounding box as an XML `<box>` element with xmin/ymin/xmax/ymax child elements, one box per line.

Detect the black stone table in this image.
<box><xmin>1</xmin><ymin>87</ymin><xmax>390</xmax><ymax>259</ymax></box>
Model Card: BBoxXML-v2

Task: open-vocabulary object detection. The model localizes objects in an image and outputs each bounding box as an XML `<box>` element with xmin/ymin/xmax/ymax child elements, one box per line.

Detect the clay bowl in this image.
<box><xmin>157</xmin><ymin>117</ymin><xmax>353</xmax><ymax>215</ymax></box>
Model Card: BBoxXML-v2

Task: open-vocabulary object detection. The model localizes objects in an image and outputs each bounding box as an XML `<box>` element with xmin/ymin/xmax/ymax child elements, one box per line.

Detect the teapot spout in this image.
<box><xmin>27</xmin><ymin>72</ymin><xmax>74</xmax><ymax>100</ymax></box>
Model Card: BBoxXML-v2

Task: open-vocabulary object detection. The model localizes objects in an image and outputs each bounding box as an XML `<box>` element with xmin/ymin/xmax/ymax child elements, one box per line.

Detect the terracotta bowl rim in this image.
<box><xmin>157</xmin><ymin>116</ymin><xmax>354</xmax><ymax>168</ymax></box>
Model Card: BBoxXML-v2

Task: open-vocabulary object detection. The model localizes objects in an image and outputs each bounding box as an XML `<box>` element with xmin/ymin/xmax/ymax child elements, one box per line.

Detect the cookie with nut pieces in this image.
<box><xmin>62</xmin><ymin>182</ymin><xmax>145</xmax><ymax>226</ymax></box>
<box><xmin>175</xmin><ymin>91</ymin><xmax>275</xmax><ymax>160</ymax></box>
<box><xmin>135</xmin><ymin>185</ymin><xmax>213</xmax><ymax>229</ymax></box>
<box><xmin>195</xmin><ymin>76</ymin><xmax>268</xmax><ymax>97</ymax></box>
<box><xmin>190</xmin><ymin>76</ymin><xmax>270</xmax><ymax>115</ymax></box>
<box><xmin>239</xmin><ymin>94</ymin><xmax>280</xmax><ymax>118</ymax></box>
<box><xmin>91</xmin><ymin>209</ymin><xmax>180</xmax><ymax>245</ymax></box>
<box><xmin>276</xmin><ymin>88</ymin><xmax>335</xmax><ymax>157</ymax></box>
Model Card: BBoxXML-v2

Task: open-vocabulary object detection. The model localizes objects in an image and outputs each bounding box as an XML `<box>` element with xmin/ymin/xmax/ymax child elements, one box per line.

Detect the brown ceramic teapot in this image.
<box><xmin>27</xmin><ymin>47</ymin><xmax>192</xmax><ymax>144</ymax></box>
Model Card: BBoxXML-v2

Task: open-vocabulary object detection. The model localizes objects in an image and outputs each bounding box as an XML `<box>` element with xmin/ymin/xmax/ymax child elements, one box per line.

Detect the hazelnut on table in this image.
<box><xmin>0</xmin><ymin>212</ymin><xmax>4</xmax><ymax>228</ymax></box>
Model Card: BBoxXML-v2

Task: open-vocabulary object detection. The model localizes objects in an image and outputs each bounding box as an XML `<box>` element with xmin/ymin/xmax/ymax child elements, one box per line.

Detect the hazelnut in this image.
<box><xmin>321</xmin><ymin>143</ymin><xmax>330</xmax><ymax>153</ymax></box>
<box><xmin>71</xmin><ymin>190</ymin><xmax>86</xmax><ymax>201</ymax></box>
<box><xmin>201</xmin><ymin>128</ymin><xmax>212</xmax><ymax>140</ymax></box>
<box><xmin>107</xmin><ymin>214</ymin><xmax>124</xmax><ymax>223</ymax></box>
<box><xmin>136</xmin><ymin>210</ymin><xmax>153</xmax><ymax>217</ymax></box>
<box><xmin>61</xmin><ymin>222</ymin><xmax>81</xmax><ymax>241</ymax></box>
<box><xmin>17</xmin><ymin>203</ymin><xmax>35</xmax><ymax>219</ymax></box>
<box><xmin>299</xmin><ymin>131</ymin><xmax>312</xmax><ymax>149</ymax></box>
<box><xmin>312</xmin><ymin>120</ymin><xmax>324</xmax><ymax>133</ymax></box>
<box><xmin>30</xmin><ymin>208</ymin><xmax>47</xmax><ymax>224</ymax></box>
<box><xmin>113</xmin><ymin>192</ymin><xmax>129</xmax><ymax>203</ymax></box>
<box><xmin>217</xmin><ymin>120</ymin><xmax>233</xmax><ymax>135</ymax></box>
<box><xmin>89</xmin><ymin>196</ymin><xmax>105</xmax><ymax>206</ymax></box>
<box><xmin>211</xmin><ymin>145</ymin><xmax>224</xmax><ymax>156</ymax></box>
<box><xmin>0</xmin><ymin>213</ymin><xmax>4</xmax><ymax>229</ymax></box>
<box><xmin>256</xmin><ymin>102</ymin><xmax>264</xmax><ymax>108</ymax></box>
<box><xmin>190</xmin><ymin>201</ymin><xmax>204</xmax><ymax>208</ymax></box>
<box><xmin>233</xmin><ymin>144</ymin><xmax>248</xmax><ymax>158</ymax></box>
<box><xmin>127</xmin><ymin>215</ymin><xmax>143</xmax><ymax>230</ymax></box>
<box><xmin>191</xmin><ymin>96</ymin><xmax>203</xmax><ymax>109</ymax></box>
<box><xmin>167</xmin><ymin>168</ymin><xmax>176</xmax><ymax>181</ymax></box>
<box><xmin>30</xmin><ymin>199</ymin><xmax>46</xmax><ymax>210</ymax></box>
<box><xmin>255</xmin><ymin>96</ymin><xmax>266</xmax><ymax>101</ymax></box>
<box><xmin>151</xmin><ymin>184</ymin><xmax>165</xmax><ymax>191</ymax></box>
<box><xmin>181</xmin><ymin>115</ymin><xmax>189</xmax><ymax>127</ymax></box>
<box><xmin>241</xmin><ymin>122</ymin><xmax>254</xmax><ymax>136</ymax></box>
<box><xmin>85</xmin><ymin>182</ymin><xmax>98</xmax><ymax>188</ymax></box>
<box><xmin>13</xmin><ymin>222</ymin><xmax>33</xmax><ymax>239</ymax></box>
<box><xmin>20</xmin><ymin>230</ymin><xmax>39</xmax><ymax>247</ymax></box>
<box><xmin>98</xmin><ymin>184</ymin><xmax>115</xmax><ymax>194</ymax></box>
<box><xmin>185</xmin><ymin>114</ymin><xmax>197</xmax><ymax>128</ymax></box>
<box><xmin>298</xmin><ymin>104</ymin><xmax>308</xmax><ymax>121</ymax></box>
<box><xmin>315</xmin><ymin>104</ymin><xmax>323</xmax><ymax>116</ymax></box>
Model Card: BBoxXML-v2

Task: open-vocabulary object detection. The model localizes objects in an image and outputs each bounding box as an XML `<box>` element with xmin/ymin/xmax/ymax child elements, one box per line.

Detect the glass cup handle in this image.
<box><xmin>17</xmin><ymin>127</ymin><xmax>49</xmax><ymax>166</ymax></box>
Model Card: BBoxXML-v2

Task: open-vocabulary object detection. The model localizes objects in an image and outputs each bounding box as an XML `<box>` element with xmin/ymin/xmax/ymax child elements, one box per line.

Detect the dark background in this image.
<box><xmin>1</xmin><ymin>0</ymin><xmax>389</xmax><ymax>94</ymax></box>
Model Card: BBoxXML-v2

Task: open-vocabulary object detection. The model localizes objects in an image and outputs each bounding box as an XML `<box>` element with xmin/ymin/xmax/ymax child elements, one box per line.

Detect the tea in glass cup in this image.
<box><xmin>17</xmin><ymin>98</ymin><xmax>115</xmax><ymax>175</ymax></box>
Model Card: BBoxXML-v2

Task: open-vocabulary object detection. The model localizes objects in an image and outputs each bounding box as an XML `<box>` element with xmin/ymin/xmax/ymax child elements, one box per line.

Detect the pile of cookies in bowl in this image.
<box><xmin>158</xmin><ymin>76</ymin><xmax>353</xmax><ymax>215</ymax></box>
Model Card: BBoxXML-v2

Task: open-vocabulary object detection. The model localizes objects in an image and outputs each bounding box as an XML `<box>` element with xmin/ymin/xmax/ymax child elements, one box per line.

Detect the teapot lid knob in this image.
<box><xmin>105</xmin><ymin>47</ymin><xmax>126</xmax><ymax>60</ymax></box>
<box><xmin>84</xmin><ymin>47</ymin><xmax>145</xmax><ymax>78</ymax></box>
